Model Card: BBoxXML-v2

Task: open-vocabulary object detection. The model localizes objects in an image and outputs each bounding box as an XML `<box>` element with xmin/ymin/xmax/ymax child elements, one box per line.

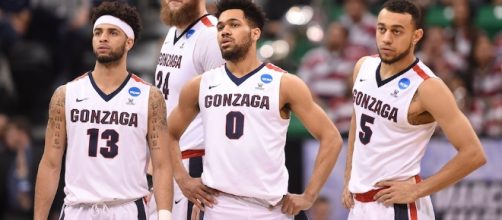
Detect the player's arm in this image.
<box><xmin>281</xmin><ymin>73</ymin><xmax>343</xmax><ymax>216</ymax></box>
<box><xmin>342</xmin><ymin>56</ymin><xmax>367</xmax><ymax>209</ymax></box>
<box><xmin>167</xmin><ymin>76</ymin><xmax>218</xmax><ymax>210</ymax></box>
<box><xmin>34</xmin><ymin>86</ymin><xmax>67</xmax><ymax>220</ymax></box>
<box><xmin>147</xmin><ymin>86</ymin><xmax>174</xmax><ymax>215</ymax></box>
<box><xmin>409</xmin><ymin>79</ymin><xmax>486</xmax><ymax>197</ymax></box>
<box><xmin>374</xmin><ymin>78</ymin><xmax>487</xmax><ymax>205</ymax></box>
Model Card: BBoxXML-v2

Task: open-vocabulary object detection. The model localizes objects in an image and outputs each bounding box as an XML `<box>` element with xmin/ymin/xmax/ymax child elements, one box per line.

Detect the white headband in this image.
<box><xmin>93</xmin><ymin>15</ymin><xmax>135</xmax><ymax>40</ymax></box>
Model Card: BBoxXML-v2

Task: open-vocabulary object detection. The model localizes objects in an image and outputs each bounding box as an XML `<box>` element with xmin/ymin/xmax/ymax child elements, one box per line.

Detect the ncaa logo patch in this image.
<box><xmin>261</xmin><ymin>74</ymin><xmax>273</xmax><ymax>84</ymax></box>
<box><xmin>398</xmin><ymin>78</ymin><xmax>410</xmax><ymax>90</ymax></box>
<box><xmin>129</xmin><ymin>87</ymin><xmax>141</xmax><ymax>97</ymax></box>
<box><xmin>186</xmin><ymin>29</ymin><xmax>195</xmax><ymax>39</ymax></box>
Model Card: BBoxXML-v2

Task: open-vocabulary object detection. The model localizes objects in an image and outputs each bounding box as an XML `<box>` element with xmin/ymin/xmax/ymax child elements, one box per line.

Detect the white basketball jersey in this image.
<box><xmin>155</xmin><ymin>14</ymin><xmax>222</xmax><ymax>151</ymax></box>
<box><xmin>64</xmin><ymin>72</ymin><xmax>150</xmax><ymax>204</ymax></box>
<box><xmin>199</xmin><ymin>63</ymin><xmax>290</xmax><ymax>205</ymax></box>
<box><xmin>349</xmin><ymin>57</ymin><xmax>438</xmax><ymax>193</ymax></box>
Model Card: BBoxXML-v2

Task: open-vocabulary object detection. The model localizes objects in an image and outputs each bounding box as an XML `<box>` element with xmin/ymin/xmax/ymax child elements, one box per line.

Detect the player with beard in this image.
<box><xmin>148</xmin><ymin>0</ymin><xmax>225</xmax><ymax>219</ymax></box>
<box><xmin>34</xmin><ymin>2</ymin><xmax>173</xmax><ymax>220</ymax></box>
<box><xmin>167</xmin><ymin>0</ymin><xmax>343</xmax><ymax>219</ymax></box>
<box><xmin>341</xmin><ymin>1</ymin><xmax>486</xmax><ymax>219</ymax></box>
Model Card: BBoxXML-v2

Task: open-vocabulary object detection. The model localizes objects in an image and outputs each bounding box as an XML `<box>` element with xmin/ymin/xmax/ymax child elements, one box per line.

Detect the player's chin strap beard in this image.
<box><xmin>91</xmin><ymin>203</ymin><xmax>111</xmax><ymax>220</ymax></box>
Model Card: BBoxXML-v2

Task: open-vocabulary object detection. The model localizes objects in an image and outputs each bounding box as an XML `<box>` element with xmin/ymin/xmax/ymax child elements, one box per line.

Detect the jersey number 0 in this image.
<box><xmin>226</xmin><ymin>111</ymin><xmax>244</xmax><ymax>139</ymax></box>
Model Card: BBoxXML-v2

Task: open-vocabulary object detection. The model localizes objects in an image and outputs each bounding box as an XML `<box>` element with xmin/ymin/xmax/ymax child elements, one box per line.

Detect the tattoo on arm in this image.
<box><xmin>148</xmin><ymin>88</ymin><xmax>168</xmax><ymax>151</ymax></box>
<box><xmin>48</xmin><ymin>86</ymin><xmax>66</xmax><ymax>149</ymax></box>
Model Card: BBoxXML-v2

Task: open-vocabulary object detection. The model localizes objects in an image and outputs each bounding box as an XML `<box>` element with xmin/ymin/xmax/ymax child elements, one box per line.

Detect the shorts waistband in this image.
<box><xmin>181</xmin><ymin>149</ymin><xmax>205</xmax><ymax>159</ymax></box>
<box><xmin>67</xmin><ymin>197</ymin><xmax>144</xmax><ymax>207</ymax></box>
<box><xmin>354</xmin><ymin>175</ymin><xmax>422</xmax><ymax>203</ymax></box>
<box><xmin>219</xmin><ymin>191</ymin><xmax>281</xmax><ymax>209</ymax></box>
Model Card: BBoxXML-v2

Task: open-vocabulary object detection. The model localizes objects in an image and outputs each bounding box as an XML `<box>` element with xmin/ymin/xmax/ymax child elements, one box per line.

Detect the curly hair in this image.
<box><xmin>90</xmin><ymin>1</ymin><xmax>142</xmax><ymax>42</ymax></box>
<box><xmin>215</xmin><ymin>0</ymin><xmax>267</xmax><ymax>31</ymax></box>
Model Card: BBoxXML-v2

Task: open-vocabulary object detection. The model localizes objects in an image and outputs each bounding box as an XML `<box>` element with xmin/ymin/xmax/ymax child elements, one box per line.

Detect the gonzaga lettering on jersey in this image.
<box><xmin>352</xmin><ymin>91</ymin><xmax>398</xmax><ymax>122</ymax></box>
<box><xmin>199</xmin><ymin>63</ymin><xmax>290</xmax><ymax>206</ymax></box>
<box><xmin>69</xmin><ymin>109</ymin><xmax>138</xmax><ymax>127</ymax></box>
<box><xmin>157</xmin><ymin>53</ymin><xmax>182</xmax><ymax>69</ymax></box>
<box><xmin>155</xmin><ymin>15</ymin><xmax>219</xmax><ymax>152</ymax></box>
<box><xmin>64</xmin><ymin>72</ymin><xmax>150</xmax><ymax>204</ymax></box>
<box><xmin>349</xmin><ymin>57</ymin><xmax>437</xmax><ymax>193</ymax></box>
<box><xmin>204</xmin><ymin>94</ymin><xmax>270</xmax><ymax>109</ymax></box>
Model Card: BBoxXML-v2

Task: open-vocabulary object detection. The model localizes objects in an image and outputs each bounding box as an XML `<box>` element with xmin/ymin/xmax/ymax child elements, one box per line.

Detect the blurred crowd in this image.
<box><xmin>0</xmin><ymin>0</ymin><xmax>501</xmax><ymax>218</ymax></box>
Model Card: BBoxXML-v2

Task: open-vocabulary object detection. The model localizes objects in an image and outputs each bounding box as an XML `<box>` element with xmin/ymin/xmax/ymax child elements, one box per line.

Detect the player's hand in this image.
<box><xmin>341</xmin><ymin>185</ymin><xmax>354</xmax><ymax>209</ymax></box>
<box><xmin>373</xmin><ymin>179</ymin><xmax>419</xmax><ymax>206</ymax></box>
<box><xmin>177</xmin><ymin>177</ymin><xmax>219</xmax><ymax>210</ymax></box>
<box><xmin>281</xmin><ymin>193</ymin><xmax>315</xmax><ymax>216</ymax></box>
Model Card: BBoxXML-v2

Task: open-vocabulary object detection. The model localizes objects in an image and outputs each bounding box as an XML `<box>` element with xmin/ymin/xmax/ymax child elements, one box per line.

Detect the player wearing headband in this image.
<box><xmin>33</xmin><ymin>2</ymin><xmax>173</xmax><ymax>220</ymax></box>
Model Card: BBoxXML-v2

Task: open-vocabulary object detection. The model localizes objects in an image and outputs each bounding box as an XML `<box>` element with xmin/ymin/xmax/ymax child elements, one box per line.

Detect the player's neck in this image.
<box><xmin>226</xmin><ymin>54</ymin><xmax>262</xmax><ymax>78</ymax></box>
<box><xmin>92</xmin><ymin>59</ymin><xmax>129</xmax><ymax>94</ymax></box>
<box><xmin>176</xmin><ymin>9</ymin><xmax>207</xmax><ymax>30</ymax></box>
<box><xmin>379</xmin><ymin>54</ymin><xmax>416</xmax><ymax>79</ymax></box>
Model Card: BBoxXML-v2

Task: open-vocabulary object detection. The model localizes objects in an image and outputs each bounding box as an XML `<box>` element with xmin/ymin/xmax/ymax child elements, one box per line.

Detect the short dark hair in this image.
<box><xmin>90</xmin><ymin>1</ymin><xmax>142</xmax><ymax>42</ymax></box>
<box><xmin>215</xmin><ymin>0</ymin><xmax>267</xmax><ymax>31</ymax></box>
<box><xmin>381</xmin><ymin>0</ymin><xmax>422</xmax><ymax>29</ymax></box>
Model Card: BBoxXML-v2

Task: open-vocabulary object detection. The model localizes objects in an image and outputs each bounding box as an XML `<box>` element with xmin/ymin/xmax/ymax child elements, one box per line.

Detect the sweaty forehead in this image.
<box><xmin>377</xmin><ymin>9</ymin><xmax>413</xmax><ymax>28</ymax></box>
<box><xmin>219</xmin><ymin>9</ymin><xmax>246</xmax><ymax>22</ymax></box>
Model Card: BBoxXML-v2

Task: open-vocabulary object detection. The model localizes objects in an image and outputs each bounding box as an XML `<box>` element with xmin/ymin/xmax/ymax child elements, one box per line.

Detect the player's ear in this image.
<box><xmin>125</xmin><ymin>38</ymin><xmax>134</xmax><ymax>51</ymax></box>
<box><xmin>251</xmin><ymin>27</ymin><xmax>261</xmax><ymax>41</ymax></box>
<box><xmin>412</xmin><ymin>28</ymin><xmax>423</xmax><ymax>46</ymax></box>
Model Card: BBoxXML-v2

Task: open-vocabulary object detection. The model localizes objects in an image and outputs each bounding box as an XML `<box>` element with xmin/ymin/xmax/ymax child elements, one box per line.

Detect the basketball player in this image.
<box><xmin>341</xmin><ymin>1</ymin><xmax>486</xmax><ymax>219</ymax></box>
<box><xmin>34</xmin><ymin>2</ymin><xmax>173</xmax><ymax>220</ymax></box>
<box><xmin>149</xmin><ymin>0</ymin><xmax>225</xmax><ymax>219</ymax></box>
<box><xmin>167</xmin><ymin>0</ymin><xmax>343</xmax><ymax>219</ymax></box>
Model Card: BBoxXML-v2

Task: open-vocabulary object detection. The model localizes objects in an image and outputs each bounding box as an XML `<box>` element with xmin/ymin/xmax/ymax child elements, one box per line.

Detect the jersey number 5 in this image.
<box><xmin>156</xmin><ymin>71</ymin><xmax>170</xmax><ymax>100</ymax></box>
<box><xmin>87</xmin><ymin>128</ymin><xmax>119</xmax><ymax>158</ymax></box>
<box><xmin>359</xmin><ymin>114</ymin><xmax>375</xmax><ymax>145</ymax></box>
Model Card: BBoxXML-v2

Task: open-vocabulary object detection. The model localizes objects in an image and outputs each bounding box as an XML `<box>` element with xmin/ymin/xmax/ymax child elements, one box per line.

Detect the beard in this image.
<box><xmin>221</xmin><ymin>34</ymin><xmax>253</xmax><ymax>62</ymax></box>
<box><xmin>94</xmin><ymin>44</ymin><xmax>126</xmax><ymax>64</ymax></box>
<box><xmin>378</xmin><ymin>42</ymin><xmax>413</xmax><ymax>64</ymax></box>
<box><xmin>161</xmin><ymin>0</ymin><xmax>200</xmax><ymax>27</ymax></box>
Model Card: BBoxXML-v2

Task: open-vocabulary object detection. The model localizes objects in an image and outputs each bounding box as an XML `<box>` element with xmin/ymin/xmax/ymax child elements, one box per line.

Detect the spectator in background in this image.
<box><xmin>0</xmin><ymin>53</ymin><xmax>17</xmax><ymax>114</ymax></box>
<box><xmin>299</xmin><ymin>22</ymin><xmax>367</xmax><ymax>135</ymax></box>
<box><xmin>445</xmin><ymin>0</ymin><xmax>480</xmax><ymax>59</ymax></box>
<box><xmin>55</xmin><ymin>0</ymin><xmax>94</xmax><ymax>83</ymax></box>
<box><xmin>339</xmin><ymin>0</ymin><xmax>377</xmax><ymax>53</ymax></box>
<box><xmin>0</xmin><ymin>0</ymin><xmax>31</xmax><ymax>55</ymax></box>
<box><xmin>0</xmin><ymin>0</ymin><xmax>59</xmax><ymax>125</ymax></box>
<box><xmin>417</xmin><ymin>27</ymin><xmax>465</xmax><ymax>74</ymax></box>
<box><xmin>416</xmin><ymin>26</ymin><xmax>469</xmax><ymax>111</ymax></box>
<box><xmin>0</xmin><ymin>113</ymin><xmax>9</xmax><ymax>217</ymax></box>
<box><xmin>1</xmin><ymin>116</ymin><xmax>41</xmax><ymax>220</ymax></box>
<box><xmin>308</xmin><ymin>196</ymin><xmax>332</xmax><ymax>220</ymax></box>
<box><xmin>469</xmin><ymin>33</ymin><xmax>502</xmax><ymax>136</ymax></box>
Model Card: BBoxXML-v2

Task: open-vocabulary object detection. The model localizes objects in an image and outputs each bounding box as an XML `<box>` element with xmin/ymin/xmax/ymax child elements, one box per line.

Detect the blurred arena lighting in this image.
<box><xmin>306</xmin><ymin>23</ymin><xmax>324</xmax><ymax>43</ymax></box>
<box><xmin>285</xmin><ymin>5</ymin><xmax>314</xmax><ymax>25</ymax></box>
<box><xmin>258</xmin><ymin>40</ymin><xmax>290</xmax><ymax>61</ymax></box>
<box><xmin>259</xmin><ymin>42</ymin><xmax>274</xmax><ymax>59</ymax></box>
<box><xmin>496</xmin><ymin>5</ymin><xmax>502</xmax><ymax>19</ymax></box>
<box><xmin>443</xmin><ymin>6</ymin><xmax>453</xmax><ymax>20</ymax></box>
